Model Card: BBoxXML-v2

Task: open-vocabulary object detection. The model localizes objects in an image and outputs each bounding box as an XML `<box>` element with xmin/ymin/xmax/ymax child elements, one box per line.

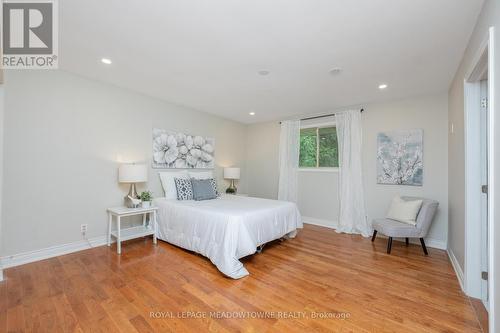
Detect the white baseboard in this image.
<box><xmin>0</xmin><ymin>216</ymin><xmax>448</xmax><ymax>270</ymax></box>
<box><xmin>0</xmin><ymin>236</ymin><xmax>109</xmax><ymax>269</ymax></box>
<box><xmin>302</xmin><ymin>216</ymin><xmax>447</xmax><ymax>250</ymax></box>
<box><xmin>417</xmin><ymin>238</ymin><xmax>447</xmax><ymax>250</ymax></box>
<box><xmin>447</xmin><ymin>249</ymin><xmax>465</xmax><ymax>292</ymax></box>
<box><xmin>302</xmin><ymin>216</ymin><xmax>338</xmax><ymax>229</ymax></box>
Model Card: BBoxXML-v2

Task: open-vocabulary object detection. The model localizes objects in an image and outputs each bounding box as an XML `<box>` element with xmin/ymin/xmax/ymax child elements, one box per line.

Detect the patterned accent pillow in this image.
<box><xmin>174</xmin><ymin>178</ymin><xmax>193</xmax><ymax>200</ymax></box>
<box><xmin>209</xmin><ymin>178</ymin><xmax>220</xmax><ymax>197</ymax></box>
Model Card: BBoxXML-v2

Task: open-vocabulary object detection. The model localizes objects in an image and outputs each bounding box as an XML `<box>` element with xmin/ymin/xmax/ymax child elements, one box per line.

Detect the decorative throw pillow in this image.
<box><xmin>174</xmin><ymin>178</ymin><xmax>193</xmax><ymax>200</ymax></box>
<box><xmin>159</xmin><ymin>171</ymin><xmax>189</xmax><ymax>200</ymax></box>
<box><xmin>386</xmin><ymin>196</ymin><xmax>423</xmax><ymax>225</ymax></box>
<box><xmin>191</xmin><ymin>178</ymin><xmax>217</xmax><ymax>201</ymax></box>
<box><xmin>209</xmin><ymin>178</ymin><xmax>220</xmax><ymax>197</ymax></box>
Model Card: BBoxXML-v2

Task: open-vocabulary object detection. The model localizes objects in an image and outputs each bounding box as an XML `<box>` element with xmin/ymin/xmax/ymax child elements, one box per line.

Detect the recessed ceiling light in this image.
<box><xmin>101</xmin><ymin>58</ymin><xmax>112</xmax><ymax>65</ymax></box>
<box><xmin>329</xmin><ymin>67</ymin><xmax>342</xmax><ymax>75</ymax></box>
<box><xmin>258</xmin><ymin>70</ymin><xmax>270</xmax><ymax>76</ymax></box>
<box><xmin>249</xmin><ymin>112</ymin><xmax>256</xmax><ymax>116</ymax></box>
<box><xmin>378</xmin><ymin>84</ymin><xmax>388</xmax><ymax>90</ymax></box>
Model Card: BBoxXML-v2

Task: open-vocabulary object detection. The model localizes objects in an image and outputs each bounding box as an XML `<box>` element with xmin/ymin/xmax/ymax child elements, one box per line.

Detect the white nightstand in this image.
<box><xmin>107</xmin><ymin>206</ymin><xmax>158</xmax><ymax>254</ymax></box>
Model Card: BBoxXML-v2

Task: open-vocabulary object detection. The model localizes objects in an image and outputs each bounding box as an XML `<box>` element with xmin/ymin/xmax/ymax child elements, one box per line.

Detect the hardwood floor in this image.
<box><xmin>470</xmin><ymin>298</ymin><xmax>489</xmax><ymax>333</ymax></box>
<box><xmin>0</xmin><ymin>224</ymin><xmax>484</xmax><ymax>332</ymax></box>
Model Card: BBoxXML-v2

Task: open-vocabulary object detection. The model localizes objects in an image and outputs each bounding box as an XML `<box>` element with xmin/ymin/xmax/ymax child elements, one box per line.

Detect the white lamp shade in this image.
<box><xmin>224</xmin><ymin>167</ymin><xmax>240</xmax><ymax>180</ymax></box>
<box><xmin>119</xmin><ymin>164</ymin><xmax>148</xmax><ymax>183</ymax></box>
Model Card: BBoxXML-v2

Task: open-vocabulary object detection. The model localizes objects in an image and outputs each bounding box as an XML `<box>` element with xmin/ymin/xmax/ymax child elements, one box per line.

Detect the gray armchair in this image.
<box><xmin>371</xmin><ymin>197</ymin><xmax>439</xmax><ymax>255</ymax></box>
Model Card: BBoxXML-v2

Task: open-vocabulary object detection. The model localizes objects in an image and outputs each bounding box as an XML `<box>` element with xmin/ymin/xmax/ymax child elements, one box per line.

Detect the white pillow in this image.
<box><xmin>159</xmin><ymin>171</ymin><xmax>189</xmax><ymax>200</ymax></box>
<box><xmin>386</xmin><ymin>196</ymin><xmax>423</xmax><ymax>225</ymax></box>
<box><xmin>188</xmin><ymin>170</ymin><xmax>214</xmax><ymax>180</ymax></box>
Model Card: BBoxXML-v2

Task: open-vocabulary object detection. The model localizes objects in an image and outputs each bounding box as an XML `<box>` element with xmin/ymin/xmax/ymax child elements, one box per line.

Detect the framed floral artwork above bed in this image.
<box><xmin>376</xmin><ymin>129</ymin><xmax>423</xmax><ymax>186</ymax></box>
<box><xmin>152</xmin><ymin>128</ymin><xmax>215</xmax><ymax>169</ymax></box>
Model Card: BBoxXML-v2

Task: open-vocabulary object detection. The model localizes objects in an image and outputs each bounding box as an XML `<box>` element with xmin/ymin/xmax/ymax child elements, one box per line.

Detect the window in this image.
<box><xmin>299</xmin><ymin>125</ymin><xmax>339</xmax><ymax>168</ymax></box>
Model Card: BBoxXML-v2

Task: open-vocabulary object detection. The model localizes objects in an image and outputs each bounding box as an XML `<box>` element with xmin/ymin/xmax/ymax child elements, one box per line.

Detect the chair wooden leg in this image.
<box><xmin>387</xmin><ymin>237</ymin><xmax>393</xmax><ymax>254</ymax></box>
<box><xmin>371</xmin><ymin>230</ymin><xmax>377</xmax><ymax>242</ymax></box>
<box><xmin>419</xmin><ymin>238</ymin><xmax>428</xmax><ymax>255</ymax></box>
<box><xmin>405</xmin><ymin>238</ymin><xmax>409</xmax><ymax>246</ymax></box>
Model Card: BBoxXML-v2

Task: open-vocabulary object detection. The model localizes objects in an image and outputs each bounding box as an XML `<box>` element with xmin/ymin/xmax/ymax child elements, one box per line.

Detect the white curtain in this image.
<box><xmin>278</xmin><ymin>120</ymin><xmax>300</xmax><ymax>203</ymax></box>
<box><xmin>335</xmin><ymin>110</ymin><xmax>371</xmax><ymax>237</ymax></box>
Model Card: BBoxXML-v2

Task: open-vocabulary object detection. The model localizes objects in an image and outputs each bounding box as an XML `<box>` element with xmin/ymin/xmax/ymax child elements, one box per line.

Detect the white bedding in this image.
<box><xmin>153</xmin><ymin>195</ymin><xmax>302</xmax><ymax>279</ymax></box>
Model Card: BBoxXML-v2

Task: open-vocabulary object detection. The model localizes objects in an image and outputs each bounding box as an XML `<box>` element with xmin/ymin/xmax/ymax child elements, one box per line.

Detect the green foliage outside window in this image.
<box><xmin>299</xmin><ymin>128</ymin><xmax>317</xmax><ymax>167</ymax></box>
<box><xmin>299</xmin><ymin>126</ymin><xmax>339</xmax><ymax>168</ymax></box>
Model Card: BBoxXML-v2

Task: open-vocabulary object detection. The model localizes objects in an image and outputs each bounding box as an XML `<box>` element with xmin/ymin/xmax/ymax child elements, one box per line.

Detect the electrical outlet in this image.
<box><xmin>80</xmin><ymin>224</ymin><xmax>88</xmax><ymax>235</ymax></box>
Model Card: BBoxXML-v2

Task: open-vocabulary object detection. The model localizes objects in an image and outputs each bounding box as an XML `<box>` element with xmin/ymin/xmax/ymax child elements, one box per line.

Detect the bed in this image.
<box><xmin>153</xmin><ymin>195</ymin><xmax>302</xmax><ymax>279</ymax></box>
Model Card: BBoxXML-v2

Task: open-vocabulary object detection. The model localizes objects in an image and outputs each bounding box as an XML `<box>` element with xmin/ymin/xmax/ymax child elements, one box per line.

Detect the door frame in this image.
<box><xmin>464</xmin><ymin>40</ymin><xmax>487</xmax><ymax>300</ymax></box>
<box><xmin>464</xmin><ymin>26</ymin><xmax>495</xmax><ymax>332</ymax></box>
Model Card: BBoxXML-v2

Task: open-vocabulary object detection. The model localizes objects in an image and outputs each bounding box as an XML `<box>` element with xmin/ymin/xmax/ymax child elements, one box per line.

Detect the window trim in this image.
<box><xmin>298</xmin><ymin>167</ymin><xmax>339</xmax><ymax>173</ymax></box>
<box><xmin>299</xmin><ymin>121</ymin><xmax>338</xmax><ymax>169</ymax></box>
<box><xmin>300</xmin><ymin>121</ymin><xmax>336</xmax><ymax>129</ymax></box>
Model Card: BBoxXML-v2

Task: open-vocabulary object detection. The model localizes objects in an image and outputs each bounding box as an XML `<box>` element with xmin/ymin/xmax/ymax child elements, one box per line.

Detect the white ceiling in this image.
<box><xmin>60</xmin><ymin>0</ymin><xmax>484</xmax><ymax>124</ymax></box>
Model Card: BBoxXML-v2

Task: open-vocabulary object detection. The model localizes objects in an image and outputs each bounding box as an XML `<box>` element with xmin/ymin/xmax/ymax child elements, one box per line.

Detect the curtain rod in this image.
<box><xmin>279</xmin><ymin>108</ymin><xmax>364</xmax><ymax>124</ymax></box>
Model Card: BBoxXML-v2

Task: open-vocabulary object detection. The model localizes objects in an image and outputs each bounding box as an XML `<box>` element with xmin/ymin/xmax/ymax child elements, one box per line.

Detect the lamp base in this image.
<box><xmin>124</xmin><ymin>183</ymin><xmax>140</xmax><ymax>208</ymax></box>
<box><xmin>226</xmin><ymin>179</ymin><xmax>237</xmax><ymax>194</ymax></box>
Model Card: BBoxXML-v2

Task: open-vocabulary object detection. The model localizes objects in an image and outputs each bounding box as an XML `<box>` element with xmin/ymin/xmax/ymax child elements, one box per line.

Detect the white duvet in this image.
<box><xmin>153</xmin><ymin>195</ymin><xmax>302</xmax><ymax>279</ymax></box>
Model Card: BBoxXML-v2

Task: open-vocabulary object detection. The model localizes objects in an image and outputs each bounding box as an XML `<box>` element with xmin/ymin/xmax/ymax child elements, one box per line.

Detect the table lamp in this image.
<box><xmin>119</xmin><ymin>164</ymin><xmax>147</xmax><ymax>207</ymax></box>
<box><xmin>224</xmin><ymin>167</ymin><xmax>240</xmax><ymax>194</ymax></box>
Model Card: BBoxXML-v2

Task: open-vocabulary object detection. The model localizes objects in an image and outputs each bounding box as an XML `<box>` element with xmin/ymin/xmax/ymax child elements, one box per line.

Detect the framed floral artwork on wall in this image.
<box><xmin>376</xmin><ymin>129</ymin><xmax>423</xmax><ymax>186</ymax></box>
<box><xmin>152</xmin><ymin>128</ymin><xmax>215</xmax><ymax>169</ymax></box>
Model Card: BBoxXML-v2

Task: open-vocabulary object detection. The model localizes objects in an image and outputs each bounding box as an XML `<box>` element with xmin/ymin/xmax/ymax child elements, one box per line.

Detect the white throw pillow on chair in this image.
<box><xmin>386</xmin><ymin>196</ymin><xmax>423</xmax><ymax>225</ymax></box>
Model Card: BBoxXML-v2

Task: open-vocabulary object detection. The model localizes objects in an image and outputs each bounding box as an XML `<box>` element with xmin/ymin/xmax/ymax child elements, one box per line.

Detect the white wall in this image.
<box><xmin>246</xmin><ymin>93</ymin><xmax>449</xmax><ymax>246</ymax></box>
<box><xmin>448</xmin><ymin>0</ymin><xmax>499</xmax><ymax>273</ymax></box>
<box><xmin>246</xmin><ymin>121</ymin><xmax>281</xmax><ymax>199</ymax></box>
<box><xmin>1</xmin><ymin>70</ymin><xmax>247</xmax><ymax>257</ymax></box>
<box><xmin>363</xmin><ymin>94</ymin><xmax>449</xmax><ymax>246</ymax></box>
<box><xmin>447</xmin><ymin>0</ymin><xmax>500</xmax><ymax>329</ymax></box>
<box><xmin>297</xmin><ymin>170</ymin><xmax>339</xmax><ymax>224</ymax></box>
